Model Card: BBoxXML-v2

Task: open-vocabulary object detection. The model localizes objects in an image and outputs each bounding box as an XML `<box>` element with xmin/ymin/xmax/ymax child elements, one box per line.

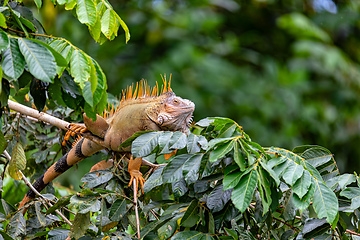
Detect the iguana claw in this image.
<box><xmin>128</xmin><ymin>170</ymin><xmax>145</xmax><ymax>194</ymax></box>
<box><xmin>62</xmin><ymin>123</ymin><xmax>88</xmax><ymax>146</ymax></box>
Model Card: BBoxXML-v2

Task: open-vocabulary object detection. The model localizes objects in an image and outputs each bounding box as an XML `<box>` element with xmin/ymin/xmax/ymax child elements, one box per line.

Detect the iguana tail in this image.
<box><xmin>19</xmin><ymin>138</ymin><xmax>104</xmax><ymax>210</ymax></box>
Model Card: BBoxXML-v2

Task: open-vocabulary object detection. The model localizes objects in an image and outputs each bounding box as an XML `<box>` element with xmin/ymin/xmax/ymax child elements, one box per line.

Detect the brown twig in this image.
<box><xmin>133</xmin><ymin>179</ymin><xmax>141</xmax><ymax>239</ymax></box>
<box><xmin>346</xmin><ymin>229</ymin><xmax>360</xmax><ymax>237</ymax></box>
<box><xmin>6</xmin><ymin>27</ymin><xmax>53</xmax><ymax>38</ymax></box>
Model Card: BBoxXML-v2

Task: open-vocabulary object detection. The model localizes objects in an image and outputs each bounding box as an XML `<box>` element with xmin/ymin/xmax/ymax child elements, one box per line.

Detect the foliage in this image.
<box><xmin>0</xmin><ymin>0</ymin><xmax>129</xmax><ymax>119</ymax></box>
<box><xmin>1</xmin><ymin>0</ymin><xmax>360</xmax><ymax>240</ymax></box>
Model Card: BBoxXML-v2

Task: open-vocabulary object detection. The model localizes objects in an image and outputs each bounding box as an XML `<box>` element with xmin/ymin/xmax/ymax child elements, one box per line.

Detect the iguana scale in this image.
<box><xmin>19</xmin><ymin>79</ymin><xmax>195</xmax><ymax>209</ymax></box>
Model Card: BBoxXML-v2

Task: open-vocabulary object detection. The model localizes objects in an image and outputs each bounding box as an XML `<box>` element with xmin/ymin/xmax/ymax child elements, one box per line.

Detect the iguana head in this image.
<box><xmin>147</xmin><ymin>92</ymin><xmax>195</xmax><ymax>133</ymax></box>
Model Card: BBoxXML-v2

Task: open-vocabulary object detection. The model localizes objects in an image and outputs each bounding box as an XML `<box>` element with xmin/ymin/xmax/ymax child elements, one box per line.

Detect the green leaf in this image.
<box><xmin>82</xmin><ymin>80</ymin><xmax>94</xmax><ymax>107</ymax></box>
<box><xmin>169</xmin><ymin>131</ymin><xmax>187</xmax><ymax>149</ymax></box>
<box><xmin>231</xmin><ymin>167</ymin><xmax>257</xmax><ymax>212</ymax></box>
<box><xmin>18</xmin><ymin>38</ymin><xmax>57</xmax><ymax>82</ymax></box>
<box><xmin>46</xmin><ymin>195</ymin><xmax>71</xmax><ymax>214</ymax></box>
<box><xmin>301</xmin><ymin>218</ymin><xmax>330</xmax><ymax>239</ymax></box>
<box><xmin>115</xmin><ymin>13</ymin><xmax>130</xmax><ymax>43</ymax></box>
<box><xmin>338</xmin><ymin>173</ymin><xmax>356</xmax><ymax>190</ymax></box>
<box><xmin>172</xmin><ymin>179</ymin><xmax>188</xmax><ymax>198</ymax></box>
<box><xmin>76</xmin><ymin>0</ymin><xmax>97</xmax><ymax>26</ymax></box>
<box><xmin>207</xmin><ymin>184</ymin><xmax>232</xmax><ymax>213</ymax></box>
<box><xmin>292</xmin><ymin>170</ymin><xmax>311</xmax><ymax>198</ymax></box>
<box><xmin>81</xmin><ymin>170</ymin><xmax>113</xmax><ymax>188</ymax></box>
<box><xmin>91</xmin><ymin>58</ymin><xmax>106</xmax><ymax>106</ymax></box>
<box><xmin>0</xmin><ymin>13</ymin><xmax>7</xmax><ymax>29</ymax></box>
<box><xmin>101</xmin><ymin>9</ymin><xmax>116</xmax><ymax>39</ymax></box>
<box><xmin>132</xmin><ymin>131</ymin><xmax>162</xmax><ymax>157</ymax></box>
<box><xmin>282</xmin><ymin>161</ymin><xmax>304</xmax><ymax>186</ymax></box>
<box><xmin>282</xmin><ymin>191</ymin><xmax>296</xmax><ymax>221</ymax></box>
<box><xmin>162</xmin><ymin>154</ymin><xmax>190</xmax><ymax>183</ymax></box>
<box><xmin>69</xmin><ymin>212</ymin><xmax>90</xmax><ymax>239</ymax></box>
<box><xmin>78</xmin><ymin>198</ymin><xmax>101</xmax><ymax>214</ymax></box>
<box><xmin>277</xmin><ymin>13</ymin><xmax>331</xmax><ymax>43</ymax></box>
<box><xmin>292</xmin><ymin>178</ymin><xmax>315</xmax><ymax>210</ymax></box>
<box><xmin>29</xmin><ymin>38</ymin><xmax>67</xmax><ymax>67</ymax></box>
<box><xmin>34</xmin><ymin>0</ymin><xmax>42</xmax><ymax>9</ymax></box>
<box><xmin>143</xmin><ymin>165</ymin><xmax>165</xmax><ymax>193</ymax></box>
<box><xmin>171</xmin><ymin>231</ymin><xmax>204</xmax><ymax>240</ymax></box>
<box><xmin>89</xmin><ymin>14</ymin><xmax>101</xmax><ymax>42</ymax></box>
<box><xmin>0</xmin><ymin>132</ymin><xmax>7</xmax><ymax>156</ymax></box>
<box><xmin>180</xmin><ymin>200</ymin><xmax>199</xmax><ymax>228</ymax></box>
<box><xmin>217</xmin><ymin>123</ymin><xmax>237</xmax><ymax>138</ymax></box>
<box><xmin>7</xmin><ymin>212</ymin><xmax>25</xmax><ymax>239</ymax></box>
<box><xmin>35</xmin><ymin>202</ymin><xmax>46</xmax><ymax>227</ymax></box>
<box><xmin>158</xmin><ymin>219</ymin><xmax>177</xmax><ymax>240</ymax></box>
<box><xmin>109</xmin><ymin>199</ymin><xmax>127</xmax><ymax>221</ymax></box>
<box><xmin>233</xmin><ymin>141</ymin><xmax>245</xmax><ymax>171</ymax></box>
<box><xmin>65</xmin><ymin>0</ymin><xmax>77</xmax><ymax>10</ymax></box>
<box><xmin>340</xmin><ymin>187</ymin><xmax>360</xmax><ymax>210</ymax></box>
<box><xmin>70</xmin><ymin>48</ymin><xmax>91</xmax><ymax>88</ymax></box>
<box><xmin>183</xmin><ymin>154</ymin><xmax>203</xmax><ymax>184</ymax></box>
<box><xmin>209</xmin><ymin>140</ymin><xmax>234</xmax><ymax>162</ymax></box>
<box><xmin>259</xmin><ymin>157</ymin><xmax>280</xmax><ymax>186</ymax></box>
<box><xmin>1</xmin><ymin>37</ymin><xmax>25</xmax><ymax>80</ymax></box>
<box><xmin>8</xmin><ymin>142</ymin><xmax>26</xmax><ymax>180</ymax></box>
<box><xmin>187</xmin><ymin>133</ymin><xmax>206</xmax><ymax>154</ymax></box>
<box><xmin>312</xmin><ymin>179</ymin><xmax>338</xmax><ymax>225</ymax></box>
<box><xmin>48</xmin><ymin>229</ymin><xmax>70</xmax><ymax>239</ymax></box>
<box><xmin>0</xmin><ymin>30</ymin><xmax>9</xmax><ymax>52</ymax></box>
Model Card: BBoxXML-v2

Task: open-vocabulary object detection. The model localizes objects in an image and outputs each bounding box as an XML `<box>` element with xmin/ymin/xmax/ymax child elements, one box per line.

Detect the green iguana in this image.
<box><xmin>19</xmin><ymin>79</ymin><xmax>195</xmax><ymax>209</ymax></box>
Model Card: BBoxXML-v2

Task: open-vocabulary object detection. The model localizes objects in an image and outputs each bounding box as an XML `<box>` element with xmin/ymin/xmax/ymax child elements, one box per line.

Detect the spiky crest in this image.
<box><xmin>101</xmin><ymin>75</ymin><xmax>173</xmax><ymax>119</ymax></box>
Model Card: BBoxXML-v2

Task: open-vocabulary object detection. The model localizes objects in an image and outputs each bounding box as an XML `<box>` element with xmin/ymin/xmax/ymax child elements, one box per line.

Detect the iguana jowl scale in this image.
<box><xmin>19</xmin><ymin>79</ymin><xmax>195</xmax><ymax>209</ymax></box>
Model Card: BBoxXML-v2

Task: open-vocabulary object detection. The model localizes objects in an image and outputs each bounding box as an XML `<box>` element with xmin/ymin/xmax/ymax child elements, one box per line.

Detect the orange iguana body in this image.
<box><xmin>19</xmin><ymin>79</ymin><xmax>195</xmax><ymax>209</ymax></box>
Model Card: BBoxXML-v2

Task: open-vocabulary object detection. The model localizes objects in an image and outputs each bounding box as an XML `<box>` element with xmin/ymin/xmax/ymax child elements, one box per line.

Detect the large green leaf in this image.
<box><xmin>180</xmin><ymin>200</ymin><xmax>199</xmax><ymax>228</ymax></box>
<box><xmin>231</xmin><ymin>167</ymin><xmax>257</xmax><ymax>212</ymax></box>
<box><xmin>115</xmin><ymin>14</ymin><xmax>130</xmax><ymax>43</ymax></box>
<box><xmin>340</xmin><ymin>187</ymin><xmax>360</xmax><ymax>210</ymax></box>
<box><xmin>29</xmin><ymin>38</ymin><xmax>67</xmax><ymax>67</ymax></box>
<box><xmin>1</xmin><ymin>38</ymin><xmax>25</xmax><ymax>80</ymax></box>
<box><xmin>292</xmin><ymin>170</ymin><xmax>312</xmax><ymax>198</ymax></box>
<box><xmin>171</xmin><ymin>231</ymin><xmax>204</xmax><ymax>240</ymax></box>
<box><xmin>81</xmin><ymin>170</ymin><xmax>113</xmax><ymax>189</ymax></box>
<box><xmin>312</xmin><ymin>179</ymin><xmax>338</xmax><ymax>225</ymax></box>
<box><xmin>132</xmin><ymin>131</ymin><xmax>162</xmax><ymax>157</ymax></box>
<box><xmin>78</xmin><ymin>198</ymin><xmax>101</xmax><ymax>214</ymax></box>
<box><xmin>183</xmin><ymin>154</ymin><xmax>203</xmax><ymax>184</ymax></box>
<box><xmin>143</xmin><ymin>166</ymin><xmax>165</xmax><ymax>193</ymax></box>
<box><xmin>69</xmin><ymin>212</ymin><xmax>90</xmax><ymax>239</ymax></box>
<box><xmin>282</xmin><ymin>161</ymin><xmax>304</xmax><ymax>186</ymax></box>
<box><xmin>162</xmin><ymin>155</ymin><xmax>191</xmax><ymax>183</ymax></box>
<box><xmin>7</xmin><ymin>212</ymin><xmax>25</xmax><ymax>239</ymax></box>
<box><xmin>70</xmin><ymin>48</ymin><xmax>91</xmax><ymax>88</ymax></box>
<box><xmin>101</xmin><ymin>9</ymin><xmax>116</xmax><ymax>39</ymax></box>
<box><xmin>18</xmin><ymin>38</ymin><xmax>57</xmax><ymax>82</ymax></box>
<box><xmin>209</xmin><ymin>140</ymin><xmax>234</xmax><ymax>162</ymax></box>
<box><xmin>109</xmin><ymin>199</ymin><xmax>127</xmax><ymax>221</ymax></box>
<box><xmin>8</xmin><ymin>142</ymin><xmax>26</xmax><ymax>180</ymax></box>
<box><xmin>206</xmin><ymin>184</ymin><xmax>232</xmax><ymax>213</ymax></box>
<box><xmin>0</xmin><ymin>30</ymin><xmax>9</xmax><ymax>52</ymax></box>
<box><xmin>76</xmin><ymin>0</ymin><xmax>97</xmax><ymax>26</ymax></box>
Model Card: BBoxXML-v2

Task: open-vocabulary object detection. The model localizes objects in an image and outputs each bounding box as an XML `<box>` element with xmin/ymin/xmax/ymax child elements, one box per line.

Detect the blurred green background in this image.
<box><xmin>40</xmin><ymin>0</ymin><xmax>360</xmax><ymax>173</ymax></box>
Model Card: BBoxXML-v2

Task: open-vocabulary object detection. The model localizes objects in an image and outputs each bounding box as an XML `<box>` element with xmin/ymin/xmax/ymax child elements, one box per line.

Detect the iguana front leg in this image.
<box><xmin>128</xmin><ymin>155</ymin><xmax>146</xmax><ymax>194</ymax></box>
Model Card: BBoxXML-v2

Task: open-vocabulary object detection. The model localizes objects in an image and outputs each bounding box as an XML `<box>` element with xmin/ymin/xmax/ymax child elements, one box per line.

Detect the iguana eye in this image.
<box><xmin>173</xmin><ymin>99</ymin><xmax>179</xmax><ymax>104</ymax></box>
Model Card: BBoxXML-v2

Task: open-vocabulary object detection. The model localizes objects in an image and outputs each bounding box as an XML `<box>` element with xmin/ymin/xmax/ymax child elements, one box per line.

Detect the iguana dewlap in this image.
<box><xmin>19</xmin><ymin>79</ymin><xmax>195</xmax><ymax>209</ymax></box>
